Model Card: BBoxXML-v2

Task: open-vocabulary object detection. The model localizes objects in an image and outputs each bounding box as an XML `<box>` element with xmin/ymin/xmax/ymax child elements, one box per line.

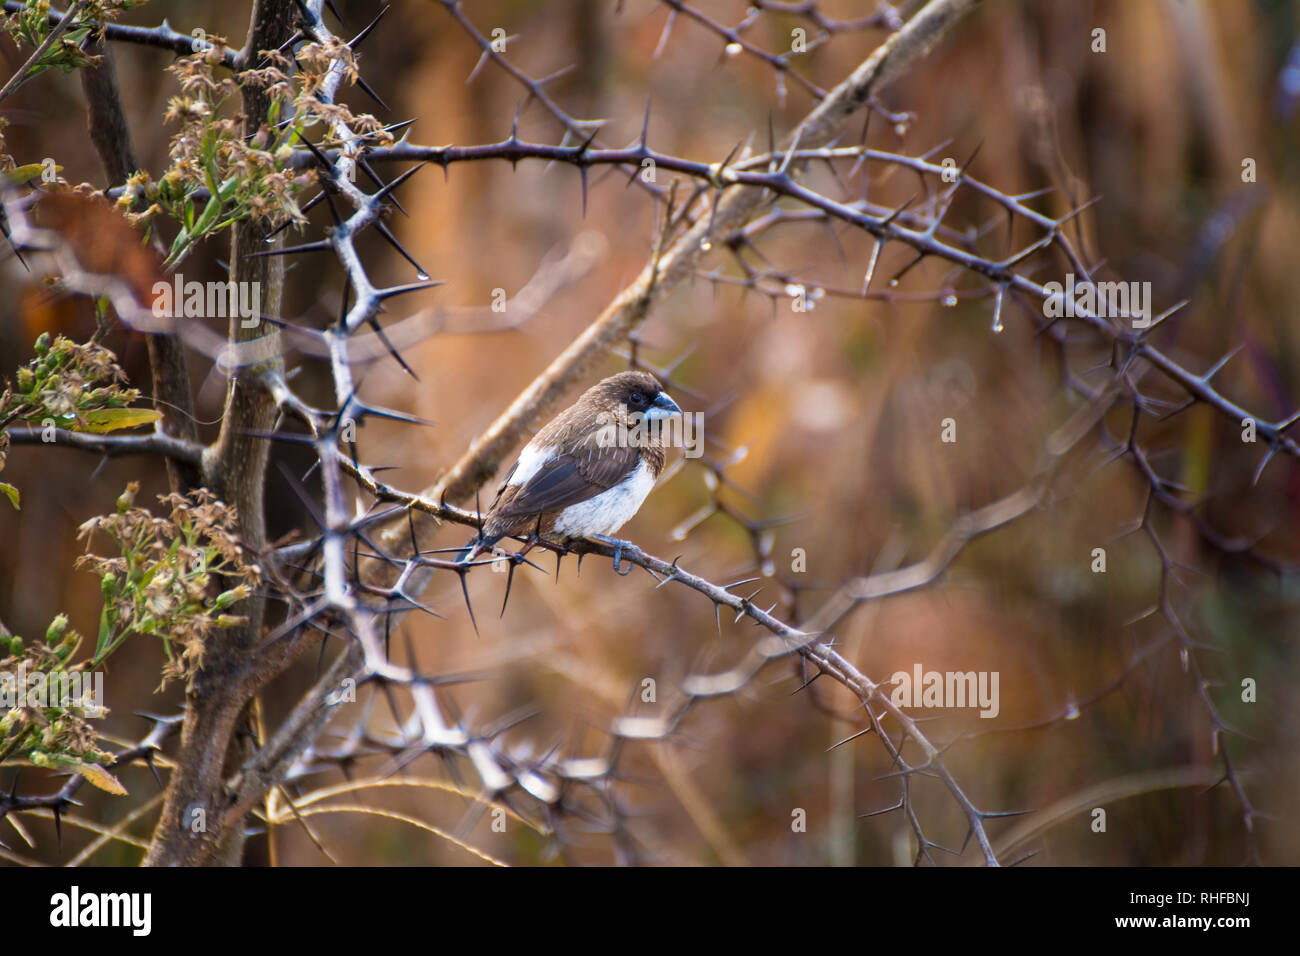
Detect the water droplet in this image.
<box><xmin>941</xmin><ymin>293</ymin><xmax>958</xmax><ymax>308</ymax></box>
<box><xmin>1179</xmin><ymin>646</ymin><xmax>1189</xmax><ymax>671</ymax></box>
<box><xmin>992</xmin><ymin>315</ymin><xmax>1004</xmax><ymax>333</ymax></box>
<box><xmin>700</xmin><ymin>239</ymin><xmax>712</xmax><ymax>251</ymax></box>
<box><xmin>264</xmin><ymin>236</ymin><xmax>275</xmax><ymax>244</ymax></box>
<box><xmin>416</xmin><ymin>272</ymin><xmax>430</xmax><ymax>281</ymax></box>
<box><xmin>894</xmin><ymin>123</ymin><xmax>909</xmax><ymax>137</ymax></box>
<box><xmin>888</xmin><ymin>278</ymin><xmax>899</xmax><ymax>287</ymax></box>
<box><xmin>1064</xmin><ymin>699</ymin><xmax>1080</xmax><ymax>720</ymax></box>
<box><xmin>725</xmin><ymin>42</ymin><xmax>742</xmax><ymax>57</ymax></box>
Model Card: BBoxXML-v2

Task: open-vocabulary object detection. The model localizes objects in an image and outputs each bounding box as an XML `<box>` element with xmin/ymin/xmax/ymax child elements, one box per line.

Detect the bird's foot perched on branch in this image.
<box><xmin>587</xmin><ymin>533</ymin><xmax>640</xmax><ymax>575</ymax></box>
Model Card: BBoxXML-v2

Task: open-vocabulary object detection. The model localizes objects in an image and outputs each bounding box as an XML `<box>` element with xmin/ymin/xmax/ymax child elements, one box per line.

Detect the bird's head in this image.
<box><xmin>587</xmin><ymin>371</ymin><xmax>683</xmax><ymax>428</ymax></box>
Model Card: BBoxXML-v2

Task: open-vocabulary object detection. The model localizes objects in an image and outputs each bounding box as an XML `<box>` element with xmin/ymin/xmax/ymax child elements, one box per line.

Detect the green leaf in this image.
<box><xmin>0</xmin><ymin>482</ymin><xmax>18</xmax><ymax>510</ymax></box>
<box><xmin>191</xmin><ymin>194</ymin><xmax>222</xmax><ymax>237</ymax></box>
<box><xmin>78</xmin><ymin>408</ymin><xmax>163</xmax><ymax>433</ymax></box>
<box><xmin>46</xmin><ymin>755</ymin><xmax>128</xmax><ymax>796</ymax></box>
<box><xmin>94</xmin><ymin>606</ymin><xmax>114</xmax><ymax>660</ymax></box>
<box><xmin>205</xmin><ymin>154</ymin><xmax>221</xmax><ymax>199</ymax></box>
<box><xmin>6</xmin><ymin>162</ymin><xmax>59</xmax><ymax>184</ymax></box>
<box><xmin>167</xmin><ymin>226</ymin><xmax>190</xmax><ymax>264</ymax></box>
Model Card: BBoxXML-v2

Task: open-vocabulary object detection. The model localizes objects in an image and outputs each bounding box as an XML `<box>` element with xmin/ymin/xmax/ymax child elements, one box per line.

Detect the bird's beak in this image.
<box><xmin>646</xmin><ymin>391</ymin><xmax>683</xmax><ymax>420</ymax></box>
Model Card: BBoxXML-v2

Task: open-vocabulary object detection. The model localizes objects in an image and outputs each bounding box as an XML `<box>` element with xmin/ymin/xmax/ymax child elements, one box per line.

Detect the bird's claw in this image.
<box><xmin>590</xmin><ymin>534</ymin><xmax>637</xmax><ymax>575</ymax></box>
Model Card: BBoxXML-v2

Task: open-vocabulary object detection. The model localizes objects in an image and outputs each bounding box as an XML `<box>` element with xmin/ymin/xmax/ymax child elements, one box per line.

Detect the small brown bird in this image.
<box><xmin>460</xmin><ymin>371</ymin><xmax>682</xmax><ymax>569</ymax></box>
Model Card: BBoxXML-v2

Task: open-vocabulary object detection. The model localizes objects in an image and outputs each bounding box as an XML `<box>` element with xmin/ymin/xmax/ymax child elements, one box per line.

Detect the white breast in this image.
<box><xmin>553</xmin><ymin>459</ymin><xmax>657</xmax><ymax>538</ymax></box>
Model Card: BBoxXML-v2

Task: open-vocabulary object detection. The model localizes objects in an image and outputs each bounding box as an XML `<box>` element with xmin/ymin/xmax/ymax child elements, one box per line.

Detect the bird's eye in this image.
<box><xmin>629</xmin><ymin>392</ymin><xmax>646</xmax><ymax>407</ymax></box>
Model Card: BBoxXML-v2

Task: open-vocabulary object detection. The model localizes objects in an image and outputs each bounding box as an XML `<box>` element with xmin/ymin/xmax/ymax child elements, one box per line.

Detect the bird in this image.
<box><xmin>459</xmin><ymin>371</ymin><xmax>683</xmax><ymax>572</ymax></box>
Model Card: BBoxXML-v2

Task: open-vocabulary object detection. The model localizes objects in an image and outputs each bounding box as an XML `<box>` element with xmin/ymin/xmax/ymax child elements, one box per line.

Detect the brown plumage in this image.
<box><xmin>462</xmin><ymin>371</ymin><xmax>682</xmax><ymax>559</ymax></box>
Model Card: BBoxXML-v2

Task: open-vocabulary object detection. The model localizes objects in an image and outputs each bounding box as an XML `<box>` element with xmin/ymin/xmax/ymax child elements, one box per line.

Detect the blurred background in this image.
<box><xmin>2</xmin><ymin>0</ymin><xmax>1298</xmax><ymax>865</ymax></box>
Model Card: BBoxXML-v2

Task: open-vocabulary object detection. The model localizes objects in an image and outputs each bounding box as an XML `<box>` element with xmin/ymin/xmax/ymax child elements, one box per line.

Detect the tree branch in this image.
<box><xmin>141</xmin><ymin>0</ymin><xmax>294</xmax><ymax>869</ymax></box>
<box><xmin>0</xmin><ymin>0</ymin><xmax>86</xmax><ymax>105</ymax></box>
<box><xmin>6</xmin><ymin>426</ymin><xmax>203</xmax><ymax>465</ymax></box>
<box><xmin>1</xmin><ymin>2</ymin><xmax>239</xmax><ymax>68</ymax></box>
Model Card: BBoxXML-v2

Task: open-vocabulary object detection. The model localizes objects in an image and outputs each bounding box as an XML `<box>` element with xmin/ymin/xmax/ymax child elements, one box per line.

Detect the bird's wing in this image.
<box><xmin>487</xmin><ymin>441</ymin><xmax>640</xmax><ymax>524</ymax></box>
<box><xmin>493</xmin><ymin>459</ymin><xmax>518</xmax><ymax>497</ymax></box>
